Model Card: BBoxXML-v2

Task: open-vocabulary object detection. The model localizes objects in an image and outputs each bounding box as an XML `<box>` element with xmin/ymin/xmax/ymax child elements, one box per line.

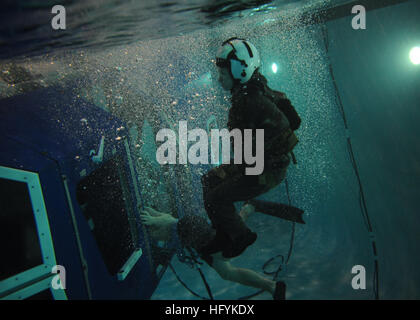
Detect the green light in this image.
<box><xmin>271</xmin><ymin>63</ymin><xmax>278</xmax><ymax>73</ymax></box>
<box><xmin>409</xmin><ymin>47</ymin><xmax>420</xmax><ymax>65</ymax></box>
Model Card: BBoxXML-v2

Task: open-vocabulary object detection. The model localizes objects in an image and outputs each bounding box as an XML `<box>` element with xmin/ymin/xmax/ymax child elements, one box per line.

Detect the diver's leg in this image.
<box><xmin>201</xmin><ymin>165</ymin><xmax>246</xmax><ymax>234</ymax></box>
<box><xmin>202</xmin><ymin>166</ymin><xmax>264</xmax><ymax>239</ymax></box>
<box><xmin>202</xmin><ymin>166</ymin><xmax>271</xmax><ymax>257</ymax></box>
<box><xmin>210</xmin><ymin>252</ymin><xmax>275</xmax><ymax>294</ymax></box>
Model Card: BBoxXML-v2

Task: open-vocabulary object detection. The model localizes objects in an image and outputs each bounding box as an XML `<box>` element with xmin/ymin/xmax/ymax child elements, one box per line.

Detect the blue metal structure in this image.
<box><xmin>0</xmin><ymin>86</ymin><xmax>159</xmax><ymax>299</ymax></box>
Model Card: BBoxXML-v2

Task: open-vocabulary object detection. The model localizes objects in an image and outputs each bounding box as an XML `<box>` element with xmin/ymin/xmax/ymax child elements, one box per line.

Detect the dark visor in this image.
<box><xmin>216</xmin><ymin>57</ymin><xmax>229</xmax><ymax>68</ymax></box>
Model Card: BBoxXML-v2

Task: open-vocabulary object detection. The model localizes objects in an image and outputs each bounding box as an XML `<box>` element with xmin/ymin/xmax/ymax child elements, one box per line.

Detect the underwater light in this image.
<box><xmin>271</xmin><ymin>63</ymin><xmax>278</xmax><ymax>73</ymax></box>
<box><xmin>409</xmin><ymin>47</ymin><xmax>420</xmax><ymax>65</ymax></box>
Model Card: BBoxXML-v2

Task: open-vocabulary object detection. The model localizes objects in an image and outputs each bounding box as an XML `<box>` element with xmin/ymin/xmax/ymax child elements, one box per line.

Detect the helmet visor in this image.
<box><xmin>215</xmin><ymin>57</ymin><xmax>229</xmax><ymax>69</ymax></box>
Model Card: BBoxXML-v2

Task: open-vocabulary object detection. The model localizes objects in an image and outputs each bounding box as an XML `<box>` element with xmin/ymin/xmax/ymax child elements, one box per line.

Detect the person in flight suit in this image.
<box><xmin>201</xmin><ymin>37</ymin><xmax>301</xmax><ymax>259</ymax></box>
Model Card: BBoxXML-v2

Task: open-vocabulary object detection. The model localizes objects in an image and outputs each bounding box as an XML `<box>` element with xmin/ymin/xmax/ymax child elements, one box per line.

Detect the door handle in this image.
<box><xmin>90</xmin><ymin>136</ymin><xmax>105</xmax><ymax>163</ymax></box>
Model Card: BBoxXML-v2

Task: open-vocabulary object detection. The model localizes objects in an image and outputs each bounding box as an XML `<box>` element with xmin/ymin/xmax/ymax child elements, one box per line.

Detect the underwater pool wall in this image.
<box><xmin>324</xmin><ymin>0</ymin><xmax>420</xmax><ymax>299</ymax></box>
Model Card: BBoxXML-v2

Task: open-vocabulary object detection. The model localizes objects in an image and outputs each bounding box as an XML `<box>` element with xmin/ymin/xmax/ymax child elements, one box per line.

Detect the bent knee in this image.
<box><xmin>218</xmin><ymin>268</ymin><xmax>234</xmax><ymax>281</ymax></box>
<box><xmin>215</xmin><ymin>264</ymin><xmax>235</xmax><ymax>281</ymax></box>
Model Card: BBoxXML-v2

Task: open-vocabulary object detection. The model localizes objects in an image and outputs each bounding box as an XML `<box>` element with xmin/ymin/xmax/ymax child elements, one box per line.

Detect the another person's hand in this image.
<box><xmin>138</xmin><ymin>206</ymin><xmax>165</xmax><ymax>217</ymax></box>
<box><xmin>140</xmin><ymin>207</ymin><xmax>177</xmax><ymax>228</ymax></box>
<box><xmin>239</xmin><ymin>203</ymin><xmax>255</xmax><ymax>221</ymax></box>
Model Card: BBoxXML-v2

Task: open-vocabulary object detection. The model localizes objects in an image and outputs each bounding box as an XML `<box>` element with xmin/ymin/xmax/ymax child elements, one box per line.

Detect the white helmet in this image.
<box><xmin>216</xmin><ymin>37</ymin><xmax>261</xmax><ymax>84</ymax></box>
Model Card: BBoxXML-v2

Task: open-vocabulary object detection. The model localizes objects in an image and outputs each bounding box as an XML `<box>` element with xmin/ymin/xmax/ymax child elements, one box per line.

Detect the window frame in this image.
<box><xmin>0</xmin><ymin>166</ymin><xmax>67</xmax><ymax>300</ymax></box>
